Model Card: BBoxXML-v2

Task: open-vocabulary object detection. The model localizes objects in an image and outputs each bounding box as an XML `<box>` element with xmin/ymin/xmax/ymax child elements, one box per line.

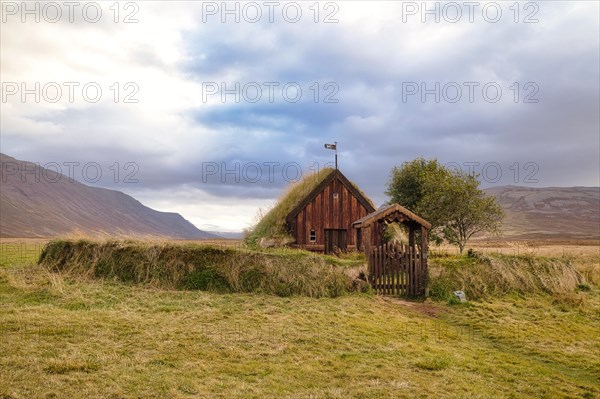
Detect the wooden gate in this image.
<box><xmin>368</xmin><ymin>242</ymin><xmax>425</xmax><ymax>297</ymax></box>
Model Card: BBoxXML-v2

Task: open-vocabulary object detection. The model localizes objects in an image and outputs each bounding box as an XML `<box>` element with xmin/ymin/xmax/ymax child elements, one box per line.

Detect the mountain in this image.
<box><xmin>3</xmin><ymin>153</ymin><xmax>596</xmax><ymax>241</ymax></box>
<box><xmin>484</xmin><ymin>185</ymin><xmax>600</xmax><ymax>240</ymax></box>
<box><xmin>207</xmin><ymin>231</ymin><xmax>245</xmax><ymax>240</ymax></box>
<box><xmin>0</xmin><ymin>154</ymin><xmax>219</xmax><ymax>239</ymax></box>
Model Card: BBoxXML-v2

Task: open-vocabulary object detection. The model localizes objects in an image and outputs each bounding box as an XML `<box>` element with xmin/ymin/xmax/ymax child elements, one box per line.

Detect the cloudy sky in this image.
<box><xmin>1</xmin><ymin>1</ymin><xmax>599</xmax><ymax>232</ymax></box>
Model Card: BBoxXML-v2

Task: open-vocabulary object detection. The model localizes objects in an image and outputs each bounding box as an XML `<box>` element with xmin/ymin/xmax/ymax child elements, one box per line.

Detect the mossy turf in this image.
<box><xmin>244</xmin><ymin>168</ymin><xmax>375</xmax><ymax>247</ymax></box>
<box><xmin>38</xmin><ymin>239</ymin><xmax>365</xmax><ymax>298</ymax></box>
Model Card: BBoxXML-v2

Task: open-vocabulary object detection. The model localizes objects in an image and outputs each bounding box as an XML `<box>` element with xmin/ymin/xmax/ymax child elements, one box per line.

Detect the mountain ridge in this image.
<box><xmin>1</xmin><ymin>153</ymin><xmax>598</xmax><ymax>241</ymax></box>
<box><xmin>483</xmin><ymin>185</ymin><xmax>600</xmax><ymax>240</ymax></box>
<box><xmin>0</xmin><ymin>153</ymin><xmax>219</xmax><ymax>239</ymax></box>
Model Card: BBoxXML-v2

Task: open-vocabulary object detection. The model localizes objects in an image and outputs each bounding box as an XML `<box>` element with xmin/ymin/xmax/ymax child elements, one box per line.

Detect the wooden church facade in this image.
<box><xmin>286</xmin><ymin>169</ymin><xmax>376</xmax><ymax>253</ymax></box>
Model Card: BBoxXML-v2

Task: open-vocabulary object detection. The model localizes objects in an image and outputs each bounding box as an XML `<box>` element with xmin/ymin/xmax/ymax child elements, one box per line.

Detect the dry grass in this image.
<box><xmin>1</xmin><ymin>239</ymin><xmax>599</xmax><ymax>398</ymax></box>
<box><xmin>38</xmin><ymin>239</ymin><xmax>366</xmax><ymax>298</ymax></box>
<box><xmin>432</xmin><ymin>240</ymin><xmax>600</xmax><ymax>256</ymax></box>
<box><xmin>1</xmin><ymin>265</ymin><xmax>598</xmax><ymax>398</ymax></box>
<box><xmin>429</xmin><ymin>252</ymin><xmax>586</xmax><ymax>301</ymax></box>
<box><xmin>431</xmin><ymin>241</ymin><xmax>599</xmax><ymax>287</ymax></box>
<box><xmin>570</xmin><ymin>254</ymin><xmax>600</xmax><ymax>286</ymax></box>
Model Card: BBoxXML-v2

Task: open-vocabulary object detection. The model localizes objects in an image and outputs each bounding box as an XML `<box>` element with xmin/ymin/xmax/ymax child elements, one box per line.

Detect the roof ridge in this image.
<box><xmin>286</xmin><ymin>169</ymin><xmax>376</xmax><ymax>223</ymax></box>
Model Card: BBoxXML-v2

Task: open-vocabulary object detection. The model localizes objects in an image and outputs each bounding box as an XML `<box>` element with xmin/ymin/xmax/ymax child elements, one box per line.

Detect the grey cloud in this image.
<box><xmin>1</xmin><ymin>2</ymin><xmax>598</xmax><ymax>229</ymax></box>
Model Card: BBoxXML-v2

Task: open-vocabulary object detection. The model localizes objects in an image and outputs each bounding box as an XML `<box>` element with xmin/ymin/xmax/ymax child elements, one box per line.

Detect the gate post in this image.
<box><xmin>420</xmin><ymin>226</ymin><xmax>428</xmax><ymax>297</ymax></box>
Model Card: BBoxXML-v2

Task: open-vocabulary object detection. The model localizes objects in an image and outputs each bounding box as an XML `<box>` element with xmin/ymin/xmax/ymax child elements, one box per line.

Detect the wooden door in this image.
<box><xmin>325</xmin><ymin>229</ymin><xmax>348</xmax><ymax>254</ymax></box>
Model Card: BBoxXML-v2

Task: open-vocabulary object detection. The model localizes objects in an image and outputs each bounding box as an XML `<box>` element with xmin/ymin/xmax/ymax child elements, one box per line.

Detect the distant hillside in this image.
<box><xmin>0</xmin><ymin>154</ymin><xmax>219</xmax><ymax>239</ymax></box>
<box><xmin>207</xmin><ymin>231</ymin><xmax>245</xmax><ymax>240</ymax></box>
<box><xmin>484</xmin><ymin>185</ymin><xmax>600</xmax><ymax>240</ymax></box>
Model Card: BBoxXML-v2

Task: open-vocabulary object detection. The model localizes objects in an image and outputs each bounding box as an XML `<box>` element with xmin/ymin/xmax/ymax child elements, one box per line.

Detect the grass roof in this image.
<box><xmin>245</xmin><ymin>168</ymin><xmax>375</xmax><ymax>247</ymax></box>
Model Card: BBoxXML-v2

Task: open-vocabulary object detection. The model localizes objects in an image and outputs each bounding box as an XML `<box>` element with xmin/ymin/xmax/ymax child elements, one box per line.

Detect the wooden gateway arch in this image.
<box><xmin>352</xmin><ymin>204</ymin><xmax>431</xmax><ymax>297</ymax></box>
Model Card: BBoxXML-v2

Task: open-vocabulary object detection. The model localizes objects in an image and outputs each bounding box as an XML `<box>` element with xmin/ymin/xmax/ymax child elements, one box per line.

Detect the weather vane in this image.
<box><xmin>324</xmin><ymin>141</ymin><xmax>338</xmax><ymax>169</ymax></box>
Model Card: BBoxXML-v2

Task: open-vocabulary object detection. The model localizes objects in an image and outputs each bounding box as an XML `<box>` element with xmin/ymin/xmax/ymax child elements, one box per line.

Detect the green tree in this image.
<box><xmin>385</xmin><ymin>158</ymin><xmax>453</xmax><ymax>240</ymax></box>
<box><xmin>384</xmin><ymin>158</ymin><xmax>448</xmax><ymax>213</ymax></box>
<box><xmin>385</xmin><ymin>158</ymin><xmax>504</xmax><ymax>253</ymax></box>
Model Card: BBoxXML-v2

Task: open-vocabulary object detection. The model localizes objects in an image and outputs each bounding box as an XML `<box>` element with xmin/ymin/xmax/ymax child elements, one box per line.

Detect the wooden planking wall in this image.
<box><xmin>292</xmin><ymin>176</ymin><xmax>370</xmax><ymax>246</ymax></box>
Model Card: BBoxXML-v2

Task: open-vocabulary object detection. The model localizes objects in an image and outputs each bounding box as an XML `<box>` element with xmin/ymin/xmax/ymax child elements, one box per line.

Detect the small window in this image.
<box><xmin>333</xmin><ymin>193</ymin><xmax>339</xmax><ymax>199</ymax></box>
<box><xmin>309</xmin><ymin>229</ymin><xmax>317</xmax><ymax>242</ymax></box>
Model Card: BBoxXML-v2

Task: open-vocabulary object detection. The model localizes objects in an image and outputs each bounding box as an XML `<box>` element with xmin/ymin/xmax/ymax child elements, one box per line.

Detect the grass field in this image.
<box><xmin>0</xmin><ymin>239</ymin><xmax>599</xmax><ymax>399</ymax></box>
